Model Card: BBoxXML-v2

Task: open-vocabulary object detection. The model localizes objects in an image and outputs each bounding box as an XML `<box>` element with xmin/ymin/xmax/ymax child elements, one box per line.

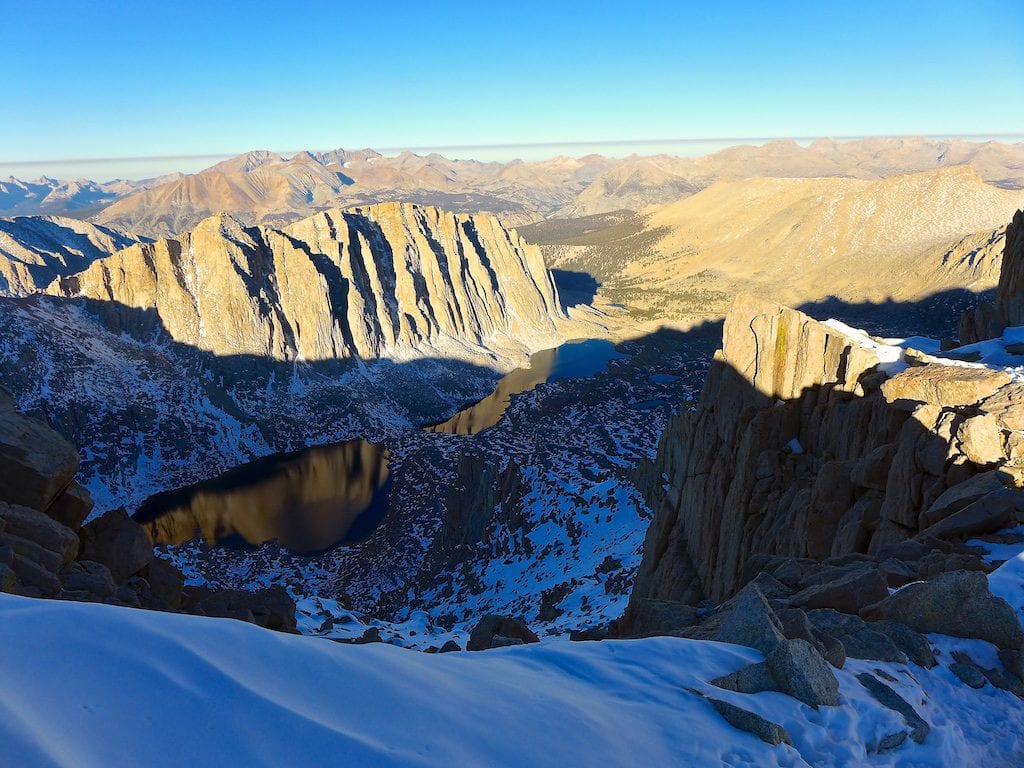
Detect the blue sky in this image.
<box><xmin>2</xmin><ymin>0</ymin><xmax>1022</xmax><ymax>179</ymax></box>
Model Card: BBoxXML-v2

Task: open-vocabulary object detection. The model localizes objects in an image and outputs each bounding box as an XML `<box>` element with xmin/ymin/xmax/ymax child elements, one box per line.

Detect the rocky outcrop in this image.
<box><xmin>49</xmin><ymin>203</ymin><xmax>564</xmax><ymax>362</ymax></box>
<box><xmin>629</xmin><ymin>293</ymin><xmax>1024</xmax><ymax>610</ymax></box>
<box><xmin>0</xmin><ymin>390</ymin><xmax>296</xmax><ymax>631</ymax></box>
<box><xmin>960</xmin><ymin>209</ymin><xmax>1024</xmax><ymax>343</ymax></box>
<box><xmin>0</xmin><ymin>215</ymin><xmax>140</xmax><ymax>296</ymax></box>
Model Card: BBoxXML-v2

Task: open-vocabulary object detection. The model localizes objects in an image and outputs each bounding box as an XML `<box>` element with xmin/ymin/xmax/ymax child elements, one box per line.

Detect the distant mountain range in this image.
<box><xmin>3</xmin><ymin>137</ymin><xmax>1022</xmax><ymax>238</ymax></box>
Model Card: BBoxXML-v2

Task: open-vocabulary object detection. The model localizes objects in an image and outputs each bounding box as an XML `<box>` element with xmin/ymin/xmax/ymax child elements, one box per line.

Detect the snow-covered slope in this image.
<box><xmin>3</xmin><ymin>573</ymin><xmax>1024</xmax><ymax>768</ymax></box>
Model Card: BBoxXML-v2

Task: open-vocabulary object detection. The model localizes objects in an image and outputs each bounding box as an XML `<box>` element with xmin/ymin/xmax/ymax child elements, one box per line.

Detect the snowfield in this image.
<box><xmin>3</xmin><ymin>566</ymin><xmax>1024</xmax><ymax>768</ymax></box>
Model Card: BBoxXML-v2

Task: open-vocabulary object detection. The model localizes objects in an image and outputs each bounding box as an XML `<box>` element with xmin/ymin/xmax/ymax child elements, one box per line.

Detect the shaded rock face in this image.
<box><xmin>960</xmin><ymin>209</ymin><xmax>1024</xmax><ymax>344</ymax></box>
<box><xmin>630</xmin><ymin>293</ymin><xmax>1024</xmax><ymax>607</ymax></box>
<box><xmin>49</xmin><ymin>203</ymin><xmax>564</xmax><ymax>362</ymax></box>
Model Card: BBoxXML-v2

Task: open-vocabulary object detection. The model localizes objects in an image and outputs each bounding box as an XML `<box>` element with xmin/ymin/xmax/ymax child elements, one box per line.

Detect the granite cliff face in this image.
<box><xmin>0</xmin><ymin>215</ymin><xmax>141</xmax><ymax>296</ymax></box>
<box><xmin>630</xmin><ymin>293</ymin><xmax>1024</xmax><ymax>607</ymax></box>
<box><xmin>960</xmin><ymin>209</ymin><xmax>1024</xmax><ymax>344</ymax></box>
<box><xmin>49</xmin><ymin>202</ymin><xmax>565</xmax><ymax>363</ymax></box>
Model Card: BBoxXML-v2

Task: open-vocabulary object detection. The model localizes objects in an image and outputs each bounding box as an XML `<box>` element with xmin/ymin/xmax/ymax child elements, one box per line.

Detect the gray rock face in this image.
<box><xmin>804</xmin><ymin>608</ymin><xmax>939</xmax><ymax>667</ymax></box>
<box><xmin>182</xmin><ymin>586</ymin><xmax>297</xmax><ymax>632</ymax></box>
<box><xmin>467</xmin><ymin>615</ymin><xmax>539</xmax><ymax>651</ymax></box>
<box><xmin>861</xmin><ymin>570</ymin><xmax>1024</xmax><ymax>650</ymax></box>
<box><xmin>920</xmin><ymin>488</ymin><xmax>1024</xmax><ymax>540</ymax></box>
<box><xmin>619</xmin><ymin>598</ymin><xmax>699</xmax><ymax>637</ymax></box>
<box><xmin>711</xmin><ymin>662</ymin><xmax>777</xmax><ymax>695</ymax></box>
<box><xmin>45</xmin><ymin>481</ymin><xmax>94</xmax><ymax>530</ymax></box>
<box><xmin>0</xmin><ymin>503</ymin><xmax>78</xmax><ymax>565</ymax></box>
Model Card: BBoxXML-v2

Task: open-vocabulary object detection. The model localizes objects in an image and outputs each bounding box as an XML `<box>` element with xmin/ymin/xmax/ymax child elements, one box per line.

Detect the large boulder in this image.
<box><xmin>682</xmin><ymin>584</ymin><xmax>785</xmax><ymax>655</ymax></box>
<box><xmin>766</xmin><ymin>639</ymin><xmax>840</xmax><ymax>707</ymax></box>
<box><xmin>921</xmin><ymin>471</ymin><xmax>1011</xmax><ymax>528</ymax></box>
<box><xmin>861</xmin><ymin>570</ymin><xmax>1024</xmax><ymax>649</ymax></box>
<box><xmin>920</xmin><ymin>488</ymin><xmax>1024</xmax><ymax>540</ymax></box>
<box><xmin>789</xmin><ymin>566</ymin><xmax>889</xmax><ymax>615</ymax></box>
<box><xmin>78</xmin><ymin>508</ymin><xmax>153</xmax><ymax>582</ymax></box>
<box><xmin>467</xmin><ymin>615</ymin><xmax>540</xmax><ymax>651</ymax></box>
<box><xmin>139</xmin><ymin>558</ymin><xmax>185</xmax><ymax>611</ymax></box>
<box><xmin>881</xmin><ymin>365</ymin><xmax>1011</xmax><ymax>409</ymax></box>
<box><xmin>618</xmin><ymin>598</ymin><xmax>699</xmax><ymax>637</ymax></box>
<box><xmin>0</xmin><ymin>402</ymin><xmax>80</xmax><ymax>512</ymax></box>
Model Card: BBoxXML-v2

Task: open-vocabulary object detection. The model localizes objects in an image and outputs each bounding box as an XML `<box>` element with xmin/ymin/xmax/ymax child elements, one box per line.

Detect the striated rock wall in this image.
<box><xmin>48</xmin><ymin>202</ymin><xmax>564</xmax><ymax>363</ymax></box>
<box><xmin>0</xmin><ymin>215</ymin><xmax>141</xmax><ymax>296</ymax></box>
<box><xmin>630</xmin><ymin>293</ymin><xmax>1024</xmax><ymax>606</ymax></box>
<box><xmin>960</xmin><ymin>209</ymin><xmax>1024</xmax><ymax>343</ymax></box>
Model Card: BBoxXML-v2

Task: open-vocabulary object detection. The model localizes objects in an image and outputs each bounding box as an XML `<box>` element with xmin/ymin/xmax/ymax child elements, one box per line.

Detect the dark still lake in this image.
<box><xmin>427</xmin><ymin>338</ymin><xmax>627</xmax><ymax>435</ymax></box>
<box><xmin>133</xmin><ymin>440</ymin><xmax>391</xmax><ymax>555</ymax></box>
<box><xmin>134</xmin><ymin>338</ymin><xmax>625</xmax><ymax>554</ymax></box>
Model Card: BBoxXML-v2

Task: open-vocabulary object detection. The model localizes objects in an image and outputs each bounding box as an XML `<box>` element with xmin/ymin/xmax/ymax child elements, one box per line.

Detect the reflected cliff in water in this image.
<box><xmin>427</xmin><ymin>338</ymin><xmax>627</xmax><ymax>435</ymax></box>
<box><xmin>133</xmin><ymin>440</ymin><xmax>390</xmax><ymax>554</ymax></box>
<box><xmin>133</xmin><ymin>338</ymin><xmax>624</xmax><ymax>553</ymax></box>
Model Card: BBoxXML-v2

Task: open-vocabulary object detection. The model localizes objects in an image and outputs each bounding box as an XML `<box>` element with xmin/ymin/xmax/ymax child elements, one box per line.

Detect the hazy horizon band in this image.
<box><xmin>4</xmin><ymin>133</ymin><xmax>1024</xmax><ymax>183</ymax></box>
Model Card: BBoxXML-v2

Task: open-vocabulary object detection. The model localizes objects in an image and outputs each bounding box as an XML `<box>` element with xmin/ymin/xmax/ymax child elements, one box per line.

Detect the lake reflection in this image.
<box><xmin>133</xmin><ymin>440</ymin><xmax>390</xmax><ymax>554</ymax></box>
<box><xmin>427</xmin><ymin>339</ymin><xmax>626</xmax><ymax>435</ymax></box>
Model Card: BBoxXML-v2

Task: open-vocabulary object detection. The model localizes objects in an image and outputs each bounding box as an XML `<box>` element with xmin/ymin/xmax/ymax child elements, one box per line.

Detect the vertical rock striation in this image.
<box><xmin>630</xmin><ymin>292</ymin><xmax>1024</xmax><ymax>606</ymax></box>
<box><xmin>48</xmin><ymin>202</ymin><xmax>564</xmax><ymax>362</ymax></box>
<box><xmin>0</xmin><ymin>215</ymin><xmax>141</xmax><ymax>296</ymax></box>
